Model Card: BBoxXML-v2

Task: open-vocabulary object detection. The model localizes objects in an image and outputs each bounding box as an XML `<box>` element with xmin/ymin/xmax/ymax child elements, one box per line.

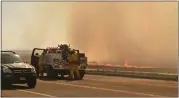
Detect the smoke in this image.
<box><xmin>67</xmin><ymin>2</ymin><xmax>178</xmax><ymax>68</ymax></box>
<box><xmin>2</xmin><ymin>2</ymin><xmax>178</xmax><ymax>68</ymax></box>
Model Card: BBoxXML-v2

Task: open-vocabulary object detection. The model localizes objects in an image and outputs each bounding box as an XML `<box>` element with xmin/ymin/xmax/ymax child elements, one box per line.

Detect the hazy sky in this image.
<box><xmin>2</xmin><ymin>2</ymin><xmax>73</xmax><ymax>50</ymax></box>
<box><xmin>2</xmin><ymin>2</ymin><xmax>178</xmax><ymax>67</ymax></box>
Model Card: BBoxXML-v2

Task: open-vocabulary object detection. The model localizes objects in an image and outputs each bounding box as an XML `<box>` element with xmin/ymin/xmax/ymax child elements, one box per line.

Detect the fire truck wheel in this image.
<box><xmin>74</xmin><ymin>71</ymin><xmax>79</xmax><ymax>80</ymax></box>
<box><xmin>74</xmin><ymin>70</ymin><xmax>85</xmax><ymax>80</ymax></box>
<box><xmin>79</xmin><ymin>70</ymin><xmax>85</xmax><ymax>79</ymax></box>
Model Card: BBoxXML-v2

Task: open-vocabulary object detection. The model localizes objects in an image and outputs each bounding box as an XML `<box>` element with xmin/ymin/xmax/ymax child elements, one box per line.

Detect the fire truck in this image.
<box><xmin>31</xmin><ymin>44</ymin><xmax>88</xmax><ymax>79</ymax></box>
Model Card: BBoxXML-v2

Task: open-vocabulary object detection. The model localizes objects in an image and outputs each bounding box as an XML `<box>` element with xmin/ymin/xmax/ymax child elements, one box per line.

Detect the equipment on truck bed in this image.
<box><xmin>31</xmin><ymin>44</ymin><xmax>88</xmax><ymax>80</ymax></box>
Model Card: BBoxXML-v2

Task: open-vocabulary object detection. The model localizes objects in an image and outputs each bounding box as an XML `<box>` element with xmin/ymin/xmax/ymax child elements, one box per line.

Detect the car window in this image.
<box><xmin>1</xmin><ymin>54</ymin><xmax>23</xmax><ymax>64</ymax></box>
<box><xmin>34</xmin><ymin>50</ymin><xmax>44</xmax><ymax>57</ymax></box>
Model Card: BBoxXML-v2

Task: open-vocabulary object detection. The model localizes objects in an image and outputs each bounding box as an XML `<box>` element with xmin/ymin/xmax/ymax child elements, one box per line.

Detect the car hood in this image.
<box><xmin>2</xmin><ymin>63</ymin><xmax>34</xmax><ymax>69</ymax></box>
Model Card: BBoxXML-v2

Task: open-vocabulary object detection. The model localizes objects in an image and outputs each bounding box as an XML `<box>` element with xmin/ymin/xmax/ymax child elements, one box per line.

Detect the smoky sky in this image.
<box><xmin>67</xmin><ymin>2</ymin><xmax>178</xmax><ymax>68</ymax></box>
<box><xmin>2</xmin><ymin>2</ymin><xmax>178</xmax><ymax>68</ymax></box>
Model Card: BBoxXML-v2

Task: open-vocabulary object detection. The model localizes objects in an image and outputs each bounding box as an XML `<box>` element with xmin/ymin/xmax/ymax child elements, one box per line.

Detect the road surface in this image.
<box><xmin>2</xmin><ymin>75</ymin><xmax>178</xmax><ymax>97</ymax></box>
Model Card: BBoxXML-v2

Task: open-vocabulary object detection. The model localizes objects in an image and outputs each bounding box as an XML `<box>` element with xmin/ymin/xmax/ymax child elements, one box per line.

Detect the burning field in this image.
<box><xmin>13</xmin><ymin>50</ymin><xmax>177</xmax><ymax>74</ymax></box>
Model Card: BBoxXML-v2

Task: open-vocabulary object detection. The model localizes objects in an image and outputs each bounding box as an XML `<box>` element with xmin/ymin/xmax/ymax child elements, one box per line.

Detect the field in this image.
<box><xmin>13</xmin><ymin>50</ymin><xmax>177</xmax><ymax>74</ymax></box>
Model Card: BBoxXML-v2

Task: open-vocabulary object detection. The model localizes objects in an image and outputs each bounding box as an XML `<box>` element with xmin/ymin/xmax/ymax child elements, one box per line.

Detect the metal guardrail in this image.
<box><xmin>86</xmin><ymin>69</ymin><xmax>178</xmax><ymax>75</ymax></box>
<box><xmin>87</xmin><ymin>65</ymin><xmax>177</xmax><ymax>72</ymax></box>
<box><xmin>85</xmin><ymin>68</ymin><xmax>178</xmax><ymax>81</ymax></box>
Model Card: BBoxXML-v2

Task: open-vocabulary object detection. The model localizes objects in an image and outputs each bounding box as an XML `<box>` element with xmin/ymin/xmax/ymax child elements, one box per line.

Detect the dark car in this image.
<box><xmin>1</xmin><ymin>51</ymin><xmax>37</xmax><ymax>88</ymax></box>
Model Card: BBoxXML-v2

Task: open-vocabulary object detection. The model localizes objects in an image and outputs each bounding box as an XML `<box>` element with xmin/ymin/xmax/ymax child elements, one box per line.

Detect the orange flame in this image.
<box><xmin>88</xmin><ymin>59</ymin><xmax>154</xmax><ymax>68</ymax></box>
<box><xmin>124</xmin><ymin>59</ymin><xmax>153</xmax><ymax>68</ymax></box>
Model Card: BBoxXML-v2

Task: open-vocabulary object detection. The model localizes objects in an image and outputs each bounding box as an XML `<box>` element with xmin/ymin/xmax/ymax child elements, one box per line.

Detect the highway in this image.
<box><xmin>2</xmin><ymin>74</ymin><xmax>178</xmax><ymax>97</ymax></box>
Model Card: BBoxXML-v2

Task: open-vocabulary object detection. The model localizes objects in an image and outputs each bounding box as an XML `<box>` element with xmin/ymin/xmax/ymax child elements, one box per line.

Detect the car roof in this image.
<box><xmin>1</xmin><ymin>51</ymin><xmax>16</xmax><ymax>55</ymax></box>
<box><xmin>1</xmin><ymin>53</ymin><xmax>16</xmax><ymax>56</ymax></box>
<box><xmin>1</xmin><ymin>52</ymin><xmax>21</xmax><ymax>59</ymax></box>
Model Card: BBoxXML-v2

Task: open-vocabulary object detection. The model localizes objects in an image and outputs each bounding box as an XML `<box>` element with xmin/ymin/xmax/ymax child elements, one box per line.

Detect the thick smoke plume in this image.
<box><xmin>3</xmin><ymin>2</ymin><xmax>178</xmax><ymax>68</ymax></box>
<box><xmin>67</xmin><ymin>2</ymin><xmax>178</xmax><ymax>68</ymax></box>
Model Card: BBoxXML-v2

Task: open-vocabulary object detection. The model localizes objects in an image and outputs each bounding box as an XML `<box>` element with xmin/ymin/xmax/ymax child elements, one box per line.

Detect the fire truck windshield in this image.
<box><xmin>48</xmin><ymin>49</ymin><xmax>57</xmax><ymax>53</ymax></box>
